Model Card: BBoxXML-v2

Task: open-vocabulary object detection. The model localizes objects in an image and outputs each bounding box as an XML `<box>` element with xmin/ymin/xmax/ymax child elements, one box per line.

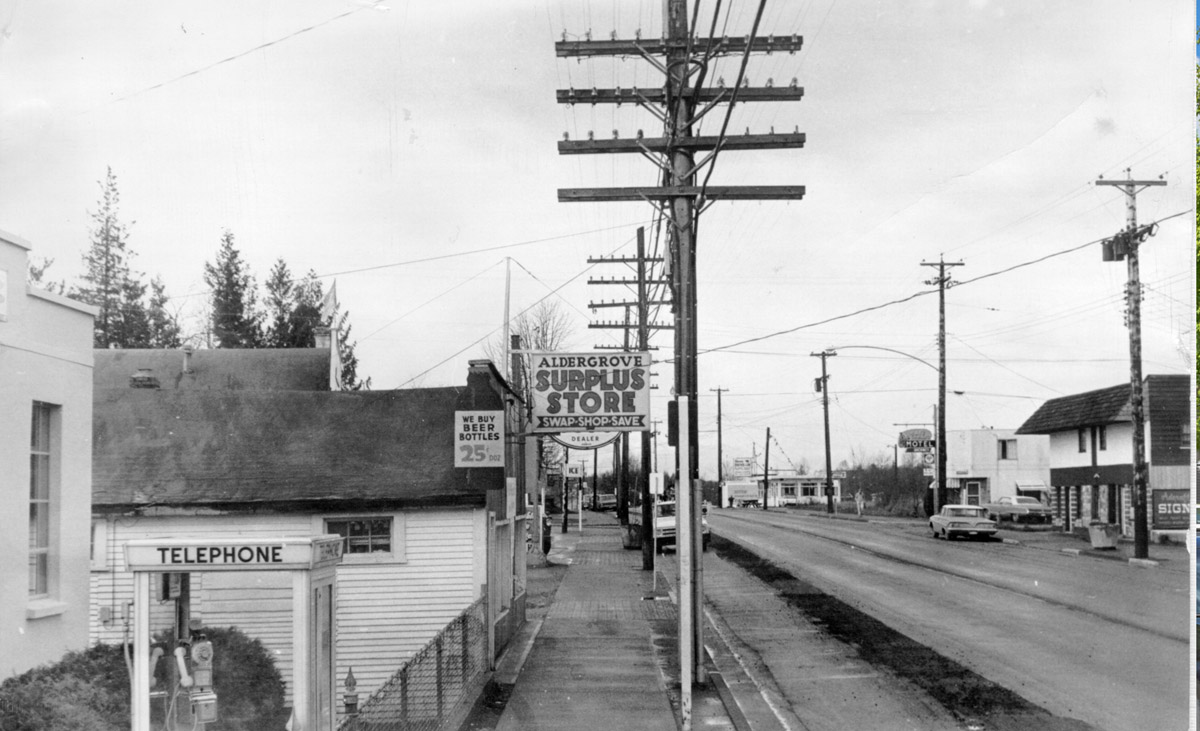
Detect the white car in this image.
<box><xmin>930</xmin><ymin>504</ymin><xmax>998</xmax><ymax>541</ymax></box>
<box><xmin>651</xmin><ymin>501</ymin><xmax>711</xmax><ymax>553</ymax></box>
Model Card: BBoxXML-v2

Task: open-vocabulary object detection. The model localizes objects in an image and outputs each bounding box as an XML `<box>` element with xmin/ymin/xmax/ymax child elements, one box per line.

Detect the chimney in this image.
<box><xmin>130</xmin><ymin>368</ymin><xmax>160</xmax><ymax>389</ymax></box>
<box><xmin>182</xmin><ymin>345</ymin><xmax>194</xmax><ymax>374</ymax></box>
<box><xmin>313</xmin><ymin>326</ymin><xmax>332</xmax><ymax>349</ymax></box>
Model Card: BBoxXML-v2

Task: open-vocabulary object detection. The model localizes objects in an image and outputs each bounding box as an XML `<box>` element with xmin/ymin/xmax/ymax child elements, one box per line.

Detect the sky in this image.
<box><xmin>0</xmin><ymin>0</ymin><xmax>1194</xmax><ymax>479</ymax></box>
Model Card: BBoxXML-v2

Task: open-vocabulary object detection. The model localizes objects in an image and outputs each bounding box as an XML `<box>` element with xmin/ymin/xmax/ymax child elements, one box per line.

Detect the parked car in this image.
<box><xmin>649</xmin><ymin>500</ymin><xmax>710</xmax><ymax>552</ymax></box>
<box><xmin>984</xmin><ymin>495</ymin><xmax>1053</xmax><ymax>524</ymax></box>
<box><xmin>930</xmin><ymin>504</ymin><xmax>998</xmax><ymax>540</ymax></box>
<box><xmin>593</xmin><ymin>494</ymin><xmax>617</xmax><ymax>511</ymax></box>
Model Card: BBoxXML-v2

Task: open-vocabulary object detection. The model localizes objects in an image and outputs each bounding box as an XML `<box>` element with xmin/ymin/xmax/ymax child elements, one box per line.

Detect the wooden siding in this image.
<box><xmin>89</xmin><ymin>509</ymin><xmax>483</xmax><ymax>705</ymax></box>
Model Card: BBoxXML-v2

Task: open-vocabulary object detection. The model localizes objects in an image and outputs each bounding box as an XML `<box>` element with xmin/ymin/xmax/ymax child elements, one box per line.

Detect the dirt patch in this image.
<box><xmin>710</xmin><ymin>534</ymin><xmax>1097</xmax><ymax>731</ymax></box>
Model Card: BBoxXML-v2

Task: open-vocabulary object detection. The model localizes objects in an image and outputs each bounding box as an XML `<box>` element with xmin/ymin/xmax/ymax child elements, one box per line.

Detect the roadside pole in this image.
<box><xmin>677</xmin><ymin>395</ymin><xmax>693</xmax><ymax>730</ymax></box>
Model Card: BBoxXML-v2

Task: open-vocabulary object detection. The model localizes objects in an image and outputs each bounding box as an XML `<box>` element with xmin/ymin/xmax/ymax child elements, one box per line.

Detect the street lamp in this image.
<box><xmin>828</xmin><ymin>345</ymin><xmax>946</xmax><ymax>511</ymax></box>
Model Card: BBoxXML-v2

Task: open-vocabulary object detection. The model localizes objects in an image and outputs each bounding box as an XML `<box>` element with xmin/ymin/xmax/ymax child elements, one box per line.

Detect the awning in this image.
<box><xmin>1015</xmin><ymin>480</ymin><xmax>1049</xmax><ymax>492</ymax></box>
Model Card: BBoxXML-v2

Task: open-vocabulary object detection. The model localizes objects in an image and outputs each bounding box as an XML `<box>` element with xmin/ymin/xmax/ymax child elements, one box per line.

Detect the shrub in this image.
<box><xmin>0</xmin><ymin>626</ymin><xmax>286</xmax><ymax>731</ymax></box>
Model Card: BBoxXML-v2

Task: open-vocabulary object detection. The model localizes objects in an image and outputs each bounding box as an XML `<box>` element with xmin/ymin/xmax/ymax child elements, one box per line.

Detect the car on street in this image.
<box><xmin>651</xmin><ymin>500</ymin><xmax>711</xmax><ymax>552</ymax></box>
<box><xmin>593</xmin><ymin>494</ymin><xmax>617</xmax><ymax>511</ymax></box>
<box><xmin>984</xmin><ymin>495</ymin><xmax>1053</xmax><ymax>524</ymax></box>
<box><xmin>930</xmin><ymin>504</ymin><xmax>998</xmax><ymax>540</ymax></box>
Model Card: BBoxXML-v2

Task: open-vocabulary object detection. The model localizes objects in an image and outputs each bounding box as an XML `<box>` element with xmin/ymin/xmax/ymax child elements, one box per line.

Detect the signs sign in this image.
<box><xmin>899</xmin><ymin>428</ymin><xmax>935</xmax><ymax>452</ymax></box>
<box><xmin>125</xmin><ymin>537</ymin><xmax>344</xmax><ymax>572</ymax></box>
<box><xmin>454</xmin><ymin>411</ymin><xmax>505</xmax><ymax>467</ymax></box>
<box><xmin>529</xmin><ymin>352</ymin><xmax>651</xmax><ymax>432</ymax></box>
<box><xmin>731</xmin><ymin>457</ymin><xmax>755</xmax><ymax>478</ymax></box>
<box><xmin>551</xmin><ymin>431</ymin><xmax>621</xmax><ymax>450</ymax></box>
<box><xmin>565</xmin><ymin>463</ymin><xmax>584</xmax><ymax>479</ymax></box>
<box><xmin>1151</xmin><ymin>489</ymin><xmax>1190</xmax><ymax>530</ymax></box>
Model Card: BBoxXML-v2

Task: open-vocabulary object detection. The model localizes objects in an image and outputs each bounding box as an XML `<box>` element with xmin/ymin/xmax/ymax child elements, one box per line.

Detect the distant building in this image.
<box><xmin>943</xmin><ymin>428</ymin><xmax>1050</xmax><ymax>506</ymax></box>
<box><xmin>724</xmin><ymin>471</ymin><xmax>841</xmax><ymax>507</ymax></box>
<box><xmin>90</xmin><ymin>348</ymin><xmax>528</xmax><ymax>707</ymax></box>
<box><xmin>0</xmin><ymin>230</ymin><xmax>96</xmax><ymax>677</ymax></box>
<box><xmin>1016</xmin><ymin>374</ymin><xmax>1190</xmax><ymax>536</ymax></box>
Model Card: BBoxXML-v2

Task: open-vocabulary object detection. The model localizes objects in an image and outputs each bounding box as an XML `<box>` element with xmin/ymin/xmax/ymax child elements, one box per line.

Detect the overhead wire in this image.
<box><xmin>702</xmin><ymin>208</ymin><xmax>1189</xmax><ymax>357</ymax></box>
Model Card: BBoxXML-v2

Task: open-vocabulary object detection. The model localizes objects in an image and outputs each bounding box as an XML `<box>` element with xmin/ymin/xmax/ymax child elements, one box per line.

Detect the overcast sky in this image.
<box><xmin>1</xmin><ymin>0</ymin><xmax>1193</xmax><ymax>478</ymax></box>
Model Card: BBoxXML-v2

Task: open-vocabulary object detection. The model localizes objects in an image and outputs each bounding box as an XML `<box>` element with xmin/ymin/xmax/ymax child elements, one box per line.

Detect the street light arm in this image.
<box><xmin>827</xmin><ymin>345</ymin><xmax>940</xmax><ymax>373</ymax></box>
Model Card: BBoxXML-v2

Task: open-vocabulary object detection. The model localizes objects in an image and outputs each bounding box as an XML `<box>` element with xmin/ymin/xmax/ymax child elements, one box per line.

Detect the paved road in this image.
<box><xmin>707</xmin><ymin>509</ymin><xmax>1189</xmax><ymax>731</ymax></box>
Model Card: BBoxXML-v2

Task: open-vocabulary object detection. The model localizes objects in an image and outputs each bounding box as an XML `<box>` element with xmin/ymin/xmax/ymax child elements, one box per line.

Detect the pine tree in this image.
<box><xmin>73</xmin><ymin>167</ymin><xmax>152</xmax><ymax>348</ymax></box>
<box><xmin>334</xmin><ymin>309</ymin><xmax>371</xmax><ymax>391</ymax></box>
<box><xmin>263</xmin><ymin>258</ymin><xmax>296</xmax><ymax>348</ymax></box>
<box><xmin>146</xmin><ymin>277</ymin><xmax>182</xmax><ymax>348</ymax></box>
<box><xmin>204</xmin><ymin>231</ymin><xmax>262</xmax><ymax>348</ymax></box>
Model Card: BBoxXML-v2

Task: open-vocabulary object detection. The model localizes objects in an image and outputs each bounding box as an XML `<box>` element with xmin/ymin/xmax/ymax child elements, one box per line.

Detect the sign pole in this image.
<box><xmin>677</xmin><ymin>395</ymin><xmax>693</xmax><ymax>730</ymax></box>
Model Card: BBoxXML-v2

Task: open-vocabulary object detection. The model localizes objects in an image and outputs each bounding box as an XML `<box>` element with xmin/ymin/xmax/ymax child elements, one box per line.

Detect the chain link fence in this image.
<box><xmin>340</xmin><ymin>598</ymin><xmax>488</xmax><ymax>731</ymax></box>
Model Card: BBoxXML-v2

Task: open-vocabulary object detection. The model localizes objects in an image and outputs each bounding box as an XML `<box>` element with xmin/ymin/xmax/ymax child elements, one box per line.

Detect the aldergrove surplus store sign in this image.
<box><xmin>529</xmin><ymin>352</ymin><xmax>651</xmax><ymax>432</ymax></box>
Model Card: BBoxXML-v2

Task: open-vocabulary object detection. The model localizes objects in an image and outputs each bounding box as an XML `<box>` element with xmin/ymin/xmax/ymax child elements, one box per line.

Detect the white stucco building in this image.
<box><xmin>0</xmin><ymin>230</ymin><xmax>96</xmax><ymax>677</ymax></box>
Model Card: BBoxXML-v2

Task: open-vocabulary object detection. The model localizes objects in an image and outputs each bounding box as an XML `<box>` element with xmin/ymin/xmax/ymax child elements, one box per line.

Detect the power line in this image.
<box><xmin>108</xmin><ymin>4</ymin><xmax>386</xmax><ymax>106</ymax></box>
<box><xmin>703</xmin><ymin>209</ymin><xmax>1189</xmax><ymax>356</ymax></box>
<box><xmin>165</xmin><ymin>220</ymin><xmax>652</xmax><ymax>302</ymax></box>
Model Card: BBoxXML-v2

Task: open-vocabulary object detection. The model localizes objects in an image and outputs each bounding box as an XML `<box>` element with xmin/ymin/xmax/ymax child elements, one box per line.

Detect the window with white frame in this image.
<box><xmin>325</xmin><ymin>517</ymin><xmax>392</xmax><ymax>554</ymax></box>
<box><xmin>321</xmin><ymin>515</ymin><xmax>407</xmax><ymax>563</ymax></box>
<box><xmin>1097</xmin><ymin>425</ymin><xmax>1107</xmax><ymax>451</ymax></box>
<box><xmin>965</xmin><ymin>481</ymin><xmax>981</xmax><ymax>505</ymax></box>
<box><xmin>1077</xmin><ymin>428</ymin><xmax>1087</xmax><ymax>453</ymax></box>
<box><xmin>29</xmin><ymin>402</ymin><xmax>56</xmax><ymax>597</ymax></box>
<box><xmin>997</xmin><ymin>439</ymin><xmax>1018</xmax><ymax>460</ymax></box>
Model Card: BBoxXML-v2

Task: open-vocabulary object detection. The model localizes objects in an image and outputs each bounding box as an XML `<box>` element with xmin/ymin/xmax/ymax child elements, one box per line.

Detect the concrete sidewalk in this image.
<box><xmin>493</xmin><ymin>511</ymin><xmax>751</xmax><ymax>731</ymax></box>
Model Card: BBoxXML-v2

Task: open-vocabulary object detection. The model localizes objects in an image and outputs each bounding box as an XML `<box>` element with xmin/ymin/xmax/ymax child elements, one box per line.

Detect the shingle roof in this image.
<box><xmin>1015</xmin><ymin>382</ymin><xmax>1132</xmax><ymax>435</ymax></box>
<box><xmin>92</xmin><ymin>386</ymin><xmax>499</xmax><ymax>510</ymax></box>
<box><xmin>95</xmin><ymin>348</ymin><xmax>331</xmax><ymax>391</ymax></box>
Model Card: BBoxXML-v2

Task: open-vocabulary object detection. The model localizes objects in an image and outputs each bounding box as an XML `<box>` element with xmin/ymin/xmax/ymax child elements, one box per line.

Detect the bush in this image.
<box><xmin>0</xmin><ymin>626</ymin><xmax>287</xmax><ymax>731</ymax></box>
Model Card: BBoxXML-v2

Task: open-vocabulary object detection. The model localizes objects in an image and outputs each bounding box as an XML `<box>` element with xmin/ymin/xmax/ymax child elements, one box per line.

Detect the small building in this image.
<box><xmin>943</xmin><ymin>428</ymin><xmax>1050</xmax><ymax>506</ymax></box>
<box><xmin>90</xmin><ymin>350</ymin><xmax>528</xmax><ymax>708</ymax></box>
<box><xmin>725</xmin><ymin>471</ymin><xmax>841</xmax><ymax>507</ymax></box>
<box><xmin>1016</xmin><ymin>374</ymin><xmax>1190</xmax><ymax>537</ymax></box>
<box><xmin>0</xmin><ymin>230</ymin><xmax>96</xmax><ymax>677</ymax></box>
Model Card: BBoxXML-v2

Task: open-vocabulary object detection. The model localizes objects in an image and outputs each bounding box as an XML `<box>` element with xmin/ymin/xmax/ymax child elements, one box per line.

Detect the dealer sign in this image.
<box><xmin>529</xmin><ymin>351</ymin><xmax>651</xmax><ymax>433</ymax></box>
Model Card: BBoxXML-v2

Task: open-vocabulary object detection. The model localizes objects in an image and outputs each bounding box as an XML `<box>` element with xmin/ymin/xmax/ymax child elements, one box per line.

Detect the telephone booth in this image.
<box><xmin>124</xmin><ymin>536</ymin><xmax>344</xmax><ymax>731</ymax></box>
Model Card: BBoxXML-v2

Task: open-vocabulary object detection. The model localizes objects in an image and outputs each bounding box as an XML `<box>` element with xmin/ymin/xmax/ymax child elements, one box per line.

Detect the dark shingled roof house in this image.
<box><xmin>89</xmin><ymin>348</ymin><xmax>528</xmax><ymax>708</ymax></box>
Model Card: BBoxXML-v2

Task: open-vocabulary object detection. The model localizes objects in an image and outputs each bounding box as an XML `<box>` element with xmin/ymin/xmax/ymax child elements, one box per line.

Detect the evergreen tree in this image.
<box><xmin>334</xmin><ymin>308</ymin><xmax>371</xmax><ymax>391</ymax></box>
<box><xmin>146</xmin><ymin>277</ymin><xmax>182</xmax><ymax>348</ymax></box>
<box><xmin>263</xmin><ymin>258</ymin><xmax>296</xmax><ymax>348</ymax></box>
<box><xmin>73</xmin><ymin>167</ymin><xmax>152</xmax><ymax>348</ymax></box>
<box><xmin>204</xmin><ymin>231</ymin><xmax>262</xmax><ymax>348</ymax></box>
<box><xmin>26</xmin><ymin>256</ymin><xmax>65</xmax><ymax>295</ymax></box>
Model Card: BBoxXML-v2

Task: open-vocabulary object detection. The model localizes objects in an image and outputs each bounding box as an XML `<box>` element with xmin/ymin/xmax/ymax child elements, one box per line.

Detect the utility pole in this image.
<box><xmin>556</xmin><ymin>5</ymin><xmax>805</xmax><ymax>692</ymax></box>
<box><xmin>1096</xmin><ymin>168</ymin><xmax>1165</xmax><ymax>560</ymax></box>
<box><xmin>812</xmin><ymin>350</ymin><xmax>836</xmax><ymax>514</ymax></box>
<box><xmin>587</xmin><ymin>244</ymin><xmax>668</xmax><ymax>529</ymax></box>
<box><xmin>921</xmin><ymin>256</ymin><xmax>963</xmax><ymax>514</ymax></box>
<box><xmin>762</xmin><ymin>428</ymin><xmax>771</xmax><ymax>510</ymax></box>
<box><xmin>501</xmin><ymin>257</ymin><xmax>512</xmax><ymax>381</ymax></box>
<box><xmin>711</xmin><ymin>387</ymin><xmax>728</xmax><ymax>504</ymax></box>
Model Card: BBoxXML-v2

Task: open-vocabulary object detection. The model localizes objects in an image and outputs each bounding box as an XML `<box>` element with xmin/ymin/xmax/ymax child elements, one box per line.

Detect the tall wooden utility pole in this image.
<box><xmin>588</xmin><ymin>240</ymin><xmax>668</xmax><ymax>528</ymax></box>
<box><xmin>812</xmin><ymin>350</ymin><xmax>836</xmax><ymax>513</ymax></box>
<box><xmin>711</xmin><ymin>387</ymin><xmax>728</xmax><ymax>504</ymax></box>
<box><xmin>761</xmin><ymin>428</ymin><xmax>771</xmax><ymax>510</ymax></box>
<box><xmin>921</xmin><ymin>257</ymin><xmax>963</xmax><ymax>514</ymax></box>
<box><xmin>1096</xmin><ymin>169</ymin><xmax>1164</xmax><ymax>560</ymax></box>
<box><xmin>556</xmin><ymin>3</ymin><xmax>806</xmax><ymax>691</ymax></box>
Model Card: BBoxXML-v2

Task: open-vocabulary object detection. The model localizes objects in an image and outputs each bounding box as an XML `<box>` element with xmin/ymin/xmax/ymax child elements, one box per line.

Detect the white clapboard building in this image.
<box><xmin>89</xmin><ymin>347</ymin><xmax>527</xmax><ymax>704</ymax></box>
